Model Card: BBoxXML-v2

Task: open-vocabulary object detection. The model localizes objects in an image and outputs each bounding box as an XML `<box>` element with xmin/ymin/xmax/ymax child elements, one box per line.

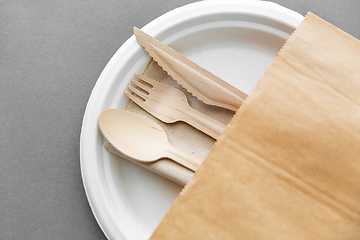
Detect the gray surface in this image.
<box><xmin>1</xmin><ymin>0</ymin><xmax>359</xmax><ymax>239</ymax></box>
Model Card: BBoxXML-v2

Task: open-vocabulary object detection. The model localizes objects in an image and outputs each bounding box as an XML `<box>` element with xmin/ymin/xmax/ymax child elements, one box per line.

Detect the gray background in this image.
<box><xmin>1</xmin><ymin>0</ymin><xmax>359</xmax><ymax>239</ymax></box>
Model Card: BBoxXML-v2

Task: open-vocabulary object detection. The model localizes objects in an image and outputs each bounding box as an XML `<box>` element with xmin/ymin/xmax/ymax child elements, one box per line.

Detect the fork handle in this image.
<box><xmin>181</xmin><ymin>106</ymin><xmax>227</xmax><ymax>140</ymax></box>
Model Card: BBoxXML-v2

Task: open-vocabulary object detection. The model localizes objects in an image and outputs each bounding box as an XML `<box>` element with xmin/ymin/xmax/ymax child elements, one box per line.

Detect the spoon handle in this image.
<box><xmin>165</xmin><ymin>146</ymin><xmax>202</xmax><ymax>172</ymax></box>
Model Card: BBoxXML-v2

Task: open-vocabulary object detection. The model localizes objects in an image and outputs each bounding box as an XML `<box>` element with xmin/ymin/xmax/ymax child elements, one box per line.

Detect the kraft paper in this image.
<box><xmin>150</xmin><ymin>13</ymin><xmax>360</xmax><ymax>239</ymax></box>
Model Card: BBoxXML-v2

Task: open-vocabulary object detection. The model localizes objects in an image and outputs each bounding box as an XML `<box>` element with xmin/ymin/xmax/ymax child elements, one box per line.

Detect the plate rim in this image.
<box><xmin>80</xmin><ymin>1</ymin><xmax>304</xmax><ymax>239</ymax></box>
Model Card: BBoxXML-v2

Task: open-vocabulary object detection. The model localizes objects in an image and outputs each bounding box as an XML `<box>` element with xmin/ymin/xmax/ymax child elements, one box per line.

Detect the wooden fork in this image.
<box><xmin>125</xmin><ymin>74</ymin><xmax>226</xmax><ymax>140</ymax></box>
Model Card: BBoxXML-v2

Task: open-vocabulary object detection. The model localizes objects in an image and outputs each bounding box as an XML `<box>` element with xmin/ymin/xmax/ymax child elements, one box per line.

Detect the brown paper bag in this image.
<box><xmin>151</xmin><ymin>13</ymin><xmax>360</xmax><ymax>239</ymax></box>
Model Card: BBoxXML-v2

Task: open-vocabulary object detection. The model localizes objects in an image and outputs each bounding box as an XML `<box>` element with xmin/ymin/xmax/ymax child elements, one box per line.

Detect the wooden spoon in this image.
<box><xmin>98</xmin><ymin>109</ymin><xmax>202</xmax><ymax>172</ymax></box>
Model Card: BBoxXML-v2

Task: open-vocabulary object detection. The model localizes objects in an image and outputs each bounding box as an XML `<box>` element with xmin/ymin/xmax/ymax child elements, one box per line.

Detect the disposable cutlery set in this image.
<box><xmin>98</xmin><ymin>28</ymin><xmax>247</xmax><ymax>171</ymax></box>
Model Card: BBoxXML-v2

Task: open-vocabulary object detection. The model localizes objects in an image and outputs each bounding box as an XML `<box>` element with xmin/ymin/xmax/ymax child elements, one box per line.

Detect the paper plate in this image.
<box><xmin>80</xmin><ymin>1</ymin><xmax>304</xmax><ymax>239</ymax></box>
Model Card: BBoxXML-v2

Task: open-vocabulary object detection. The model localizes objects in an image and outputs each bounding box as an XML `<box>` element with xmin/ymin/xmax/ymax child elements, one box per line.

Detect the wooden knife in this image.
<box><xmin>134</xmin><ymin>27</ymin><xmax>248</xmax><ymax>112</ymax></box>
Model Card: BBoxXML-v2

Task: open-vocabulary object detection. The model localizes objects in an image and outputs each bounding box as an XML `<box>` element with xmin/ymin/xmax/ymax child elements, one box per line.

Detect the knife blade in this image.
<box><xmin>134</xmin><ymin>27</ymin><xmax>248</xmax><ymax>112</ymax></box>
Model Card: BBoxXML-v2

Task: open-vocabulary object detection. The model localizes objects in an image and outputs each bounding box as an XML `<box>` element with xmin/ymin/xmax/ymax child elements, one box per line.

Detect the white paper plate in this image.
<box><xmin>80</xmin><ymin>1</ymin><xmax>304</xmax><ymax>239</ymax></box>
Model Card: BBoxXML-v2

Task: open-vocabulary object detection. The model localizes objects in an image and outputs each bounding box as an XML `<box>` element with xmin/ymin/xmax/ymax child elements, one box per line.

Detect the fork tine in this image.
<box><xmin>131</xmin><ymin>79</ymin><xmax>151</xmax><ymax>91</ymax></box>
<box><xmin>128</xmin><ymin>85</ymin><xmax>148</xmax><ymax>99</ymax></box>
<box><xmin>135</xmin><ymin>73</ymin><xmax>162</xmax><ymax>88</ymax></box>
<box><xmin>125</xmin><ymin>91</ymin><xmax>147</xmax><ymax>107</ymax></box>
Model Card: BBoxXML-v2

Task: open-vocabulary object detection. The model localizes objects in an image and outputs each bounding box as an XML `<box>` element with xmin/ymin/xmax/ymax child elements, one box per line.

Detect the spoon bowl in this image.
<box><xmin>98</xmin><ymin>109</ymin><xmax>202</xmax><ymax>171</ymax></box>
